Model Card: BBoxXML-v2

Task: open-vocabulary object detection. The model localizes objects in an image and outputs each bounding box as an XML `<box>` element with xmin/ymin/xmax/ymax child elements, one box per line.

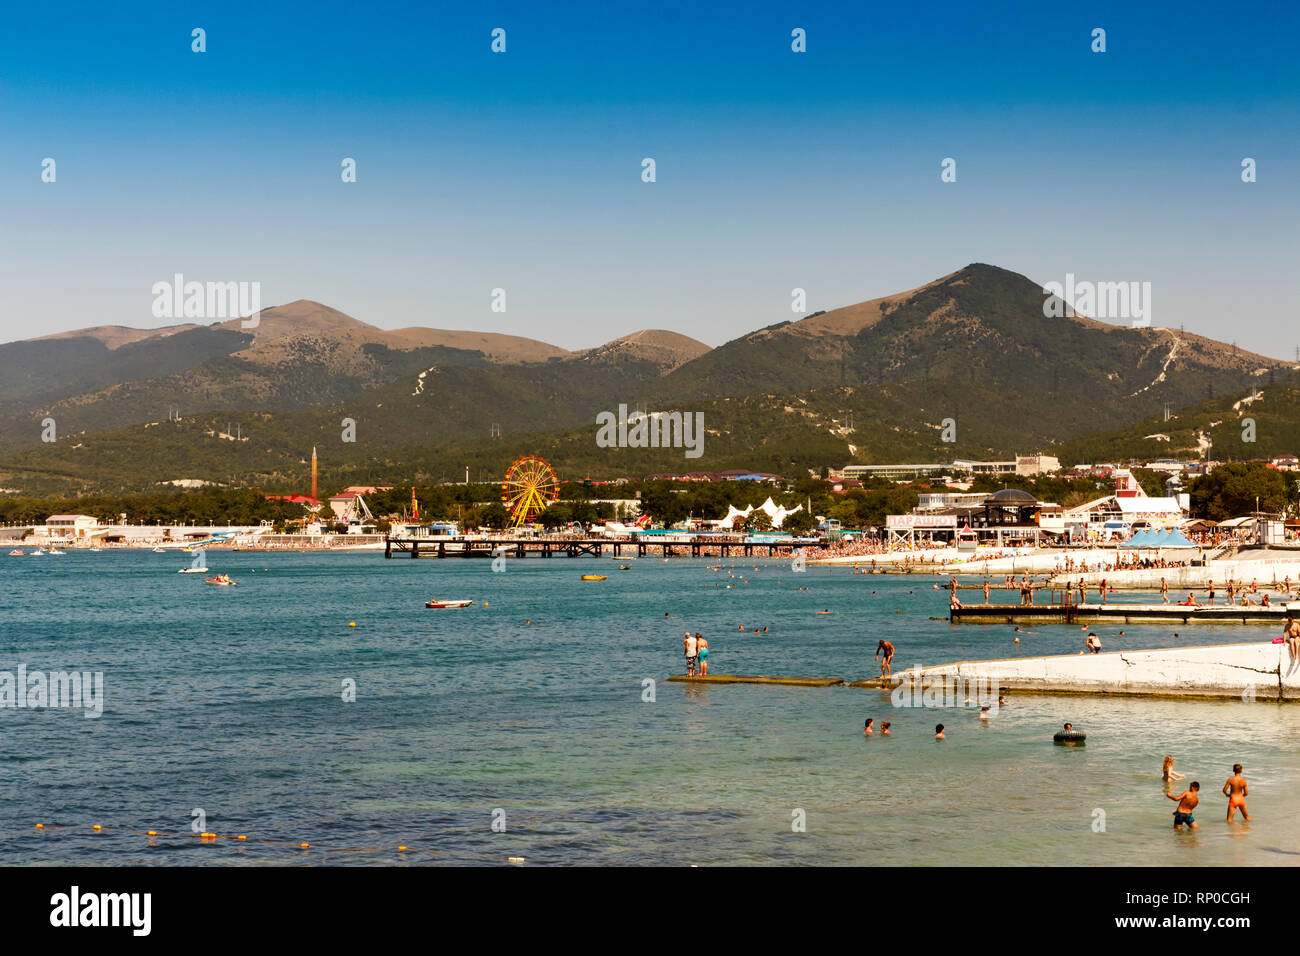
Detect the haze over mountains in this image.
<box><xmin>2</xmin><ymin>264</ymin><xmax>1295</xmax><ymax>495</ymax></box>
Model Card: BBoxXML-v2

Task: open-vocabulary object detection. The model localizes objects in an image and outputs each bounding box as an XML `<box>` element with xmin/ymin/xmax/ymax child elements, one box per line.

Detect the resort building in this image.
<box><xmin>39</xmin><ymin>514</ymin><xmax>101</xmax><ymax>541</ymax></box>
<box><xmin>843</xmin><ymin>455</ymin><xmax>1060</xmax><ymax>482</ymax></box>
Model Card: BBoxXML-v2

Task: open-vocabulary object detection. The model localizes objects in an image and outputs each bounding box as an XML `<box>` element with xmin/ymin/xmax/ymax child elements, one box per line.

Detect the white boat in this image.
<box><xmin>425</xmin><ymin>599</ymin><xmax>474</xmax><ymax>609</ymax></box>
<box><xmin>177</xmin><ymin>568</ymin><xmax>208</xmax><ymax>574</ymax></box>
<box><xmin>30</xmin><ymin>548</ymin><xmax>46</xmax><ymax>555</ymax></box>
<box><xmin>47</xmin><ymin>549</ymin><xmax>66</xmax><ymax>555</ymax></box>
<box><xmin>152</xmin><ymin>547</ymin><xmax>166</xmax><ymax>553</ymax></box>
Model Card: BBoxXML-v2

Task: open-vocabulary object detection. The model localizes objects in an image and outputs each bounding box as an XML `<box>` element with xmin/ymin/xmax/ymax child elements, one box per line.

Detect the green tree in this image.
<box><xmin>781</xmin><ymin>509</ymin><xmax>818</xmax><ymax>535</ymax></box>
<box><xmin>1189</xmin><ymin>462</ymin><xmax>1290</xmax><ymax>520</ymax></box>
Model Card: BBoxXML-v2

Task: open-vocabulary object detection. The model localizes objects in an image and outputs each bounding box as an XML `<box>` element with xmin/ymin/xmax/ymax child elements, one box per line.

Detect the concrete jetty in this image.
<box><xmin>951</xmin><ymin>601</ymin><xmax>1300</xmax><ymax>625</ymax></box>
<box><xmin>890</xmin><ymin>642</ymin><xmax>1300</xmax><ymax>701</ymax></box>
<box><xmin>667</xmin><ymin>674</ymin><xmax>845</xmax><ymax>687</ymax></box>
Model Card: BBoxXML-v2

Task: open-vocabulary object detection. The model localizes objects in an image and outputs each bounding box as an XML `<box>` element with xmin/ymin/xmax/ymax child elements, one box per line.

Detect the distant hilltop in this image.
<box><xmin>0</xmin><ymin>263</ymin><xmax>1295</xmax><ymax>495</ymax></box>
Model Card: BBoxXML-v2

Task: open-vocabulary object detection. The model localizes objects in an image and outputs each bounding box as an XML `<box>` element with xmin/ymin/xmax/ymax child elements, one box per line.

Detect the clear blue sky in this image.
<box><xmin>1</xmin><ymin>0</ymin><xmax>1297</xmax><ymax>356</ymax></box>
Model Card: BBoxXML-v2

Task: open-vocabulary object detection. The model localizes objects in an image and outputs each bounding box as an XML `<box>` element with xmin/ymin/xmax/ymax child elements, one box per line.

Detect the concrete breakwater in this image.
<box><xmin>1047</xmin><ymin>559</ymin><xmax>1300</xmax><ymax>591</ymax></box>
<box><xmin>892</xmin><ymin>642</ymin><xmax>1300</xmax><ymax>701</ymax></box>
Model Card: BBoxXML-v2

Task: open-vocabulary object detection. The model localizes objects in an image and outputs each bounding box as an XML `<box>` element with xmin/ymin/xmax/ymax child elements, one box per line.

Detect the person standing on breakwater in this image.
<box><xmin>1166</xmin><ymin>782</ymin><xmax>1200</xmax><ymax>831</ymax></box>
<box><xmin>1161</xmin><ymin>577</ymin><xmax>1169</xmax><ymax>604</ymax></box>
<box><xmin>1223</xmin><ymin>764</ymin><xmax>1250</xmax><ymax>823</ymax></box>
<box><xmin>1207</xmin><ymin>580</ymin><xmax>1216</xmax><ymax>605</ymax></box>
<box><xmin>684</xmin><ymin>632</ymin><xmax>698</xmax><ymax>676</ymax></box>
<box><xmin>1284</xmin><ymin>615</ymin><xmax>1300</xmax><ymax>660</ymax></box>
<box><xmin>875</xmin><ymin>640</ymin><xmax>895</xmax><ymax>678</ymax></box>
<box><xmin>696</xmin><ymin>633</ymin><xmax>709</xmax><ymax>676</ymax></box>
<box><xmin>983</xmin><ymin>580</ymin><xmax>991</xmax><ymax>605</ymax></box>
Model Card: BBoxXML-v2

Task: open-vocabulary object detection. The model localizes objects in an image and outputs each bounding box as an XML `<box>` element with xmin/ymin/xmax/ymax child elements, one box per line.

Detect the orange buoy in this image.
<box><xmin>147</xmin><ymin>830</ymin><xmax>157</xmax><ymax>836</ymax></box>
<box><xmin>300</xmin><ymin>842</ymin><xmax>310</xmax><ymax>849</ymax></box>
<box><xmin>92</xmin><ymin>824</ymin><xmax>102</xmax><ymax>831</ymax></box>
<box><xmin>34</xmin><ymin>823</ymin><xmax>44</xmax><ymax>829</ymax></box>
<box><xmin>237</xmin><ymin>835</ymin><xmax>247</xmax><ymax>841</ymax></box>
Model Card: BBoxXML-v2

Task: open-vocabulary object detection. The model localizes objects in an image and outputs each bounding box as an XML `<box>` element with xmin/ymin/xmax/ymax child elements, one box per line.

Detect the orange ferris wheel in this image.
<box><xmin>501</xmin><ymin>456</ymin><xmax>560</xmax><ymax>527</ymax></box>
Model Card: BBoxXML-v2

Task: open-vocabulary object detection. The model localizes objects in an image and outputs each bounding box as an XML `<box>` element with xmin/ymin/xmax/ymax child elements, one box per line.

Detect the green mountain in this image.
<box><xmin>1</xmin><ymin>264</ymin><xmax>1292</xmax><ymax>495</ymax></box>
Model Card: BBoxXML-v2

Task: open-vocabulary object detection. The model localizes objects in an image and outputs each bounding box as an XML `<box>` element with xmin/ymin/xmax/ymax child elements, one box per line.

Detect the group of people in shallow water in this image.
<box><xmin>1162</xmin><ymin>756</ymin><xmax>1252</xmax><ymax>831</ymax></box>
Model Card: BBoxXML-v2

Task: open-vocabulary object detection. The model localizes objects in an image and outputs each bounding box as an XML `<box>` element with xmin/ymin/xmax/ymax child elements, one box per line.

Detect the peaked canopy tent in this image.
<box><xmin>1120</xmin><ymin>528</ymin><xmax>1198</xmax><ymax>549</ymax></box>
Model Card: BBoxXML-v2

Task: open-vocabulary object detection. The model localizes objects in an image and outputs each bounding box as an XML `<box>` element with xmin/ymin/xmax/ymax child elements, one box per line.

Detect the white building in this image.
<box><xmin>40</xmin><ymin>514</ymin><xmax>101</xmax><ymax>541</ymax></box>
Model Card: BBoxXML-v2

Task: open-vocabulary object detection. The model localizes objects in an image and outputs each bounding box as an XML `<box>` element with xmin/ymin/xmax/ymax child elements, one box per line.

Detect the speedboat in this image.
<box><xmin>47</xmin><ymin>549</ymin><xmax>66</xmax><ymax>555</ymax></box>
<box><xmin>30</xmin><ymin>548</ymin><xmax>46</xmax><ymax>555</ymax></box>
<box><xmin>204</xmin><ymin>575</ymin><xmax>235</xmax><ymax>586</ymax></box>
<box><xmin>177</xmin><ymin>567</ymin><xmax>207</xmax><ymax>574</ymax></box>
<box><xmin>152</xmin><ymin>547</ymin><xmax>166</xmax><ymax>553</ymax></box>
<box><xmin>7</xmin><ymin>550</ymin><xmax>23</xmax><ymax>556</ymax></box>
<box><xmin>425</xmin><ymin>599</ymin><xmax>473</xmax><ymax>609</ymax></box>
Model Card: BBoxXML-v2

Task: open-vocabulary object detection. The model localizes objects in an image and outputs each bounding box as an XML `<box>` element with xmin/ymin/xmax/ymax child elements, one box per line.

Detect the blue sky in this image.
<box><xmin>2</xmin><ymin>0</ymin><xmax>1297</xmax><ymax>355</ymax></box>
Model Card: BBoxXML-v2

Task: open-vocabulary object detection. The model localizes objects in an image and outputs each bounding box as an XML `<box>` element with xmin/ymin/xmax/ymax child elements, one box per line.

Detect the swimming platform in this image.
<box><xmin>950</xmin><ymin>601</ymin><xmax>1300</xmax><ymax>625</ymax></box>
<box><xmin>667</xmin><ymin>643</ymin><xmax>1300</xmax><ymax>701</ymax></box>
<box><xmin>667</xmin><ymin>674</ymin><xmax>845</xmax><ymax>687</ymax></box>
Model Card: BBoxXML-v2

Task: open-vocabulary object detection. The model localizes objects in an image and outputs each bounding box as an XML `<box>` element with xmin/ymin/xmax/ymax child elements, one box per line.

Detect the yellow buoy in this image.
<box><xmin>349</xmin><ymin>622</ymin><xmax>357</xmax><ymax>627</ymax></box>
<box><xmin>34</xmin><ymin>823</ymin><xmax>44</xmax><ymax>829</ymax></box>
<box><xmin>237</xmin><ymin>835</ymin><xmax>247</xmax><ymax>841</ymax></box>
<box><xmin>300</xmin><ymin>842</ymin><xmax>310</xmax><ymax>849</ymax></box>
<box><xmin>147</xmin><ymin>830</ymin><xmax>157</xmax><ymax>836</ymax></box>
<box><xmin>483</xmin><ymin>602</ymin><xmax>489</xmax><ymax>607</ymax></box>
<box><xmin>398</xmin><ymin>845</ymin><xmax>407</xmax><ymax>851</ymax></box>
<box><xmin>92</xmin><ymin>824</ymin><xmax>102</xmax><ymax>831</ymax></box>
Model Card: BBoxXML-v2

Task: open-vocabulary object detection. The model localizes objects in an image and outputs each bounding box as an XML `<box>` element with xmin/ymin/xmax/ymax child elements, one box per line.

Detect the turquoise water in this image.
<box><xmin>1</xmin><ymin>551</ymin><xmax>1296</xmax><ymax>865</ymax></box>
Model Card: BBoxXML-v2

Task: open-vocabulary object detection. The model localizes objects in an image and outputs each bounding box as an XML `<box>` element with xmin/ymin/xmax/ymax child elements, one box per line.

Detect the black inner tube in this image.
<box><xmin>1053</xmin><ymin>730</ymin><xmax>1087</xmax><ymax>743</ymax></box>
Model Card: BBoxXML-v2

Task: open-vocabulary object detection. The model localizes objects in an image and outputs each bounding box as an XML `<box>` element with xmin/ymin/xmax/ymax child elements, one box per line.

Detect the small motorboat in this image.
<box><xmin>152</xmin><ymin>547</ymin><xmax>166</xmax><ymax>553</ymax></box>
<box><xmin>30</xmin><ymin>548</ymin><xmax>46</xmax><ymax>555</ymax></box>
<box><xmin>47</xmin><ymin>549</ymin><xmax>66</xmax><ymax>555</ymax></box>
<box><xmin>425</xmin><ymin>599</ymin><xmax>473</xmax><ymax>609</ymax></box>
<box><xmin>8</xmin><ymin>550</ymin><xmax>24</xmax><ymax>556</ymax></box>
<box><xmin>618</xmin><ymin>565</ymin><xmax>631</xmax><ymax>571</ymax></box>
<box><xmin>581</xmin><ymin>574</ymin><xmax>607</xmax><ymax>581</ymax></box>
<box><xmin>178</xmin><ymin>567</ymin><xmax>207</xmax><ymax>574</ymax></box>
<box><xmin>204</xmin><ymin>574</ymin><xmax>235</xmax><ymax>586</ymax></box>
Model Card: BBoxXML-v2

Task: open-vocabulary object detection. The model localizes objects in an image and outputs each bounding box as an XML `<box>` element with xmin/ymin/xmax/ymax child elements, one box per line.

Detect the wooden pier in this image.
<box><xmin>384</xmin><ymin>536</ymin><xmax>821</xmax><ymax>559</ymax></box>
<box><xmin>951</xmin><ymin>601</ymin><xmax>1300</xmax><ymax>625</ymax></box>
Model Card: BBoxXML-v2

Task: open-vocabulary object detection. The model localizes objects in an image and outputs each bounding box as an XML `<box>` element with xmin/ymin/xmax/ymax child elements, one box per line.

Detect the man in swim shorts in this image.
<box><xmin>1166</xmin><ymin>781</ymin><xmax>1200</xmax><ymax>830</ymax></box>
<box><xmin>875</xmin><ymin>640</ymin><xmax>894</xmax><ymax>678</ymax></box>
<box><xmin>1223</xmin><ymin>764</ymin><xmax>1250</xmax><ymax>823</ymax></box>
<box><xmin>683</xmin><ymin>631</ymin><xmax>697</xmax><ymax>676</ymax></box>
<box><xmin>1285</xmin><ymin>615</ymin><xmax>1300</xmax><ymax>660</ymax></box>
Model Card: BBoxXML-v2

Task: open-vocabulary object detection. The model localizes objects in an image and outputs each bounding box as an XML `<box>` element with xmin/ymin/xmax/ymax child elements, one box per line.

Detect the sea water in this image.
<box><xmin>1</xmin><ymin>551</ymin><xmax>1296</xmax><ymax>865</ymax></box>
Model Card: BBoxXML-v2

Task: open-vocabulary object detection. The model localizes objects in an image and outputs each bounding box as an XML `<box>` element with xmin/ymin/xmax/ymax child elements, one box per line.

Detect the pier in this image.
<box><xmin>890</xmin><ymin>642</ymin><xmax>1300</xmax><ymax>701</ymax></box>
<box><xmin>384</xmin><ymin>536</ymin><xmax>821</xmax><ymax>559</ymax></box>
<box><xmin>950</xmin><ymin>601</ymin><xmax>1300</xmax><ymax>625</ymax></box>
<box><xmin>667</xmin><ymin>674</ymin><xmax>844</xmax><ymax>687</ymax></box>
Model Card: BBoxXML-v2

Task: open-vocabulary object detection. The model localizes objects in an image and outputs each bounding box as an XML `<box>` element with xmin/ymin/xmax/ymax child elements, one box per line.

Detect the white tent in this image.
<box><xmin>716</xmin><ymin>497</ymin><xmax>803</xmax><ymax>530</ymax></box>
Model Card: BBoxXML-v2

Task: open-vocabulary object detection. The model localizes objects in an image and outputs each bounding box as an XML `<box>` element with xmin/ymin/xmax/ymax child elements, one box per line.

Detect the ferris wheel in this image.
<box><xmin>502</xmin><ymin>456</ymin><xmax>560</xmax><ymax>527</ymax></box>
